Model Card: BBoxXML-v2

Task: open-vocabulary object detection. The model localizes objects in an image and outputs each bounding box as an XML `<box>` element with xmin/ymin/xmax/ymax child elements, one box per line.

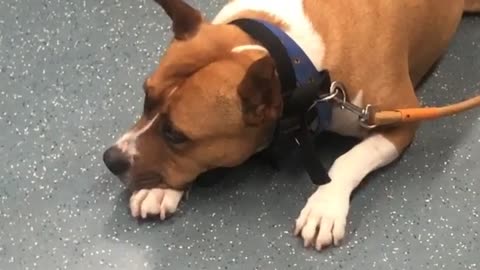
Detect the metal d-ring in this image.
<box><xmin>330</xmin><ymin>81</ymin><xmax>348</xmax><ymax>107</ymax></box>
<box><xmin>318</xmin><ymin>84</ymin><xmax>341</xmax><ymax>102</ymax></box>
<box><xmin>309</xmin><ymin>81</ymin><xmax>345</xmax><ymax>111</ymax></box>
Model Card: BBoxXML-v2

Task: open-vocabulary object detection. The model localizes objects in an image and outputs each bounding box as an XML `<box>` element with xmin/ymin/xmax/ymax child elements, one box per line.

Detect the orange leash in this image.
<box><xmin>369</xmin><ymin>95</ymin><xmax>480</xmax><ymax>127</ymax></box>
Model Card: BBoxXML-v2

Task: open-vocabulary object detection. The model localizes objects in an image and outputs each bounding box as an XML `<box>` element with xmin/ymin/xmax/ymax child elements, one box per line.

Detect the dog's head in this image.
<box><xmin>103</xmin><ymin>0</ymin><xmax>282</xmax><ymax>191</ymax></box>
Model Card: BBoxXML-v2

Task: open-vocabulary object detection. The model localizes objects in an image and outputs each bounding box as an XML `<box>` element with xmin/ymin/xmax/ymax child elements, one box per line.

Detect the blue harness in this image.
<box><xmin>230</xmin><ymin>19</ymin><xmax>333</xmax><ymax>185</ymax></box>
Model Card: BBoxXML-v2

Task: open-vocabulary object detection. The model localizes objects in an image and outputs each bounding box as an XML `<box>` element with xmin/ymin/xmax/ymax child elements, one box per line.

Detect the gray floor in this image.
<box><xmin>1</xmin><ymin>0</ymin><xmax>479</xmax><ymax>269</ymax></box>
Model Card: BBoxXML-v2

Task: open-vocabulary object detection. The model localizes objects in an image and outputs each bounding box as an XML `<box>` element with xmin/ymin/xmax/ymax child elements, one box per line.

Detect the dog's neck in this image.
<box><xmin>211</xmin><ymin>1</ymin><xmax>331</xmax><ymax>153</ymax></box>
<box><xmin>213</xmin><ymin>0</ymin><xmax>326</xmax><ymax>71</ymax></box>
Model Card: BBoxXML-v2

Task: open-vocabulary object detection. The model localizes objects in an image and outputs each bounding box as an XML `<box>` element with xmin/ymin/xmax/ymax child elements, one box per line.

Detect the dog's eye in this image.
<box><xmin>162</xmin><ymin>120</ymin><xmax>188</xmax><ymax>144</ymax></box>
<box><xmin>144</xmin><ymin>93</ymin><xmax>155</xmax><ymax>113</ymax></box>
<box><xmin>143</xmin><ymin>81</ymin><xmax>157</xmax><ymax>113</ymax></box>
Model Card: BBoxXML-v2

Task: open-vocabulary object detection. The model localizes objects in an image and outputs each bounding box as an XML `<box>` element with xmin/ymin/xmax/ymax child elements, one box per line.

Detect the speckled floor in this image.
<box><xmin>1</xmin><ymin>1</ymin><xmax>479</xmax><ymax>269</ymax></box>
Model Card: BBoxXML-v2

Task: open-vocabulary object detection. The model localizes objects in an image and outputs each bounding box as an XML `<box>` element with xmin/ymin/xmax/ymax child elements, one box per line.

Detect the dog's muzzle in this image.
<box><xmin>103</xmin><ymin>146</ymin><xmax>131</xmax><ymax>176</ymax></box>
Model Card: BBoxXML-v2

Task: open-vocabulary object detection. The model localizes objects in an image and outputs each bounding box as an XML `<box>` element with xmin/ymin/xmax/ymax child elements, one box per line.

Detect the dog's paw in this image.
<box><xmin>129</xmin><ymin>188</ymin><xmax>184</xmax><ymax>220</ymax></box>
<box><xmin>294</xmin><ymin>183</ymin><xmax>350</xmax><ymax>251</ymax></box>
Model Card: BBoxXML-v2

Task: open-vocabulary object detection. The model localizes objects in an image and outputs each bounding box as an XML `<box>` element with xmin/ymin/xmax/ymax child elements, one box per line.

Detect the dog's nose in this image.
<box><xmin>103</xmin><ymin>146</ymin><xmax>131</xmax><ymax>176</ymax></box>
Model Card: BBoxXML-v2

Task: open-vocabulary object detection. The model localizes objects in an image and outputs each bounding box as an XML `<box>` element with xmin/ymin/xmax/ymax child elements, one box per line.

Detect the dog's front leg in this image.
<box><xmin>294</xmin><ymin>127</ymin><xmax>416</xmax><ymax>250</ymax></box>
<box><xmin>129</xmin><ymin>188</ymin><xmax>184</xmax><ymax>220</ymax></box>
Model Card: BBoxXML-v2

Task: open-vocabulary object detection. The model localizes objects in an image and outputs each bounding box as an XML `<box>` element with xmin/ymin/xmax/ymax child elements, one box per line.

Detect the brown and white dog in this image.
<box><xmin>103</xmin><ymin>0</ymin><xmax>480</xmax><ymax>250</ymax></box>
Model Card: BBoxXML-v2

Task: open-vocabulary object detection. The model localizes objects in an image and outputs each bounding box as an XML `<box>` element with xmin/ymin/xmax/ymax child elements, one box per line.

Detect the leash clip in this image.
<box><xmin>314</xmin><ymin>81</ymin><xmax>378</xmax><ymax>129</ymax></box>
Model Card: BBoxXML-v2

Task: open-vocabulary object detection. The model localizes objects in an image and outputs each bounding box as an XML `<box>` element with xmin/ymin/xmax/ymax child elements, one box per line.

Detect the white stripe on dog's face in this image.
<box><xmin>166</xmin><ymin>86</ymin><xmax>178</xmax><ymax>98</ymax></box>
<box><xmin>231</xmin><ymin>44</ymin><xmax>267</xmax><ymax>53</ymax></box>
<box><xmin>115</xmin><ymin>113</ymin><xmax>159</xmax><ymax>159</ymax></box>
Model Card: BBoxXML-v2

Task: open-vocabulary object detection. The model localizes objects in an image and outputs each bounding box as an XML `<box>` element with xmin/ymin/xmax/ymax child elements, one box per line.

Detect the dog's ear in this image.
<box><xmin>238</xmin><ymin>56</ymin><xmax>282</xmax><ymax>125</ymax></box>
<box><xmin>153</xmin><ymin>0</ymin><xmax>203</xmax><ymax>40</ymax></box>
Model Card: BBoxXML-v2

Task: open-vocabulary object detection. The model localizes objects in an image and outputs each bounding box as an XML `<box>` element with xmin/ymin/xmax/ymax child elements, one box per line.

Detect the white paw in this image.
<box><xmin>294</xmin><ymin>183</ymin><xmax>350</xmax><ymax>251</ymax></box>
<box><xmin>129</xmin><ymin>188</ymin><xmax>184</xmax><ymax>220</ymax></box>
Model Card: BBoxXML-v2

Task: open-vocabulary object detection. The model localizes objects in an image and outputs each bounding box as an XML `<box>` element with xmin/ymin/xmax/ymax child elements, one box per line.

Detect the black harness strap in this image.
<box><xmin>230</xmin><ymin>19</ymin><xmax>333</xmax><ymax>186</ymax></box>
<box><xmin>295</xmin><ymin>121</ymin><xmax>331</xmax><ymax>184</ymax></box>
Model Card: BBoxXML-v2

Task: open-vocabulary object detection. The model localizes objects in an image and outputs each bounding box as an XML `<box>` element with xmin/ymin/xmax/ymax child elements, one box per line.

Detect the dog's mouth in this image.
<box><xmin>194</xmin><ymin>167</ymin><xmax>232</xmax><ymax>187</ymax></box>
<box><xmin>116</xmin><ymin>171</ymin><xmax>165</xmax><ymax>192</ymax></box>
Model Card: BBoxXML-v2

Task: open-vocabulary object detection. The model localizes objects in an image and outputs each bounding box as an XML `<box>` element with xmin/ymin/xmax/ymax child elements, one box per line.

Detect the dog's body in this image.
<box><xmin>103</xmin><ymin>0</ymin><xmax>479</xmax><ymax>250</ymax></box>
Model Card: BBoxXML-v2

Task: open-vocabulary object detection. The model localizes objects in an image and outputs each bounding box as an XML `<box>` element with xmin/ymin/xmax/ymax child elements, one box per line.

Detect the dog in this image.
<box><xmin>103</xmin><ymin>0</ymin><xmax>480</xmax><ymax>251</ymax></box>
